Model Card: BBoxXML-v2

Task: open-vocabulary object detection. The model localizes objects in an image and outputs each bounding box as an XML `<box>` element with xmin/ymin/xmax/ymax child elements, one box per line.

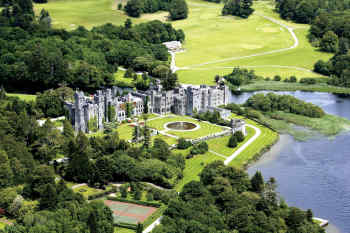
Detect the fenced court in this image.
<box><xmin>104</xmin><ymin>200</ymin><xmax>157</xmax><ymax>224</ymax></box>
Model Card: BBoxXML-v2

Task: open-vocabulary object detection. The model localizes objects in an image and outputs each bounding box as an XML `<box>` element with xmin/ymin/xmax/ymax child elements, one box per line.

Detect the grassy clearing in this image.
<box><xmin>147</xmin><ymin>115</ymin><xmax>225</xmax><ymax>139</ymax></box>
<box><xmin>114</xmin><ymin>227</ymin><xmax>135</xmax><ymax>233</ymax></box>
<box><xmin>6</xmin><ymin>93</ymin><xmax>37</xmax><ymax>101</ymax></box>
<box><xmin>207</xmin><ymin>126</ymin><xmax>254</xmax><ymax>157</ymax></box>
<box><xmin>240</xmin><ymin>80</ymin><xmax>350</xmax><ymax>94</ymax></box>
<box><xmin>174</xmin><ymin>0</ymin><xmax>332</xmax><ymax>84</ymax></box>
<box><xmin>227</xmin><ymin>113</ymin><xmax>279</xmax><ymax>168</ymax></box>
<box><xmin>34</xmin><ymin>0</ymin><xmax>163</xmax><ymax>30</ymax></box>
<box><xmin>175</xmin><ymin>151</ymin><xmax>224</xmax><ymax>191</ymax></box>
<box><xmin>72</xmin><ymin>184</ymin><xmax>105</xmax><ymax>199</ymax></box>
<box><xmin>114</xmin><ymin>70</ymin><xmax>134</xmax><ymax>87</ymax></box>
<box><xmin>0</xmin><ymin>222</ymin><xmax>5</xmax><ymax>230</ymax></box>
<box><xmin>264</xmin><ymin>112</ymin><xmax>350</xmax><ymax>140</ymax></box>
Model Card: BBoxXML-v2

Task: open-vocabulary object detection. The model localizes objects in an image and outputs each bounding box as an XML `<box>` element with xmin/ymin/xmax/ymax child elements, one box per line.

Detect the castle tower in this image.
<box><xmin>95</xmin><ymin>90</ymin><xmax>105</xmax><ymax>130</ymax></box>
<box><xmin>74</xmin><ymin>91</ymin><xmax>87</xmax><ymax>133</ymax></box>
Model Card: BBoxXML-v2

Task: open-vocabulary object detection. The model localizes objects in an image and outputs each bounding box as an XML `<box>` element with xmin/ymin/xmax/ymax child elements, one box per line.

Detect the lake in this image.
<box><xmin>230</xmin><ymin>91</ymin><xmax>350</xmax><ymax>233</ymax></box>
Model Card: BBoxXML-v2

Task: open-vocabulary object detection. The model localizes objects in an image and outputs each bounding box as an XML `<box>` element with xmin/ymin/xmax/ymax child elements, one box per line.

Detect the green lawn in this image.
<box><xmin>174</xmin><ymin>0</ymin><xmax>332</xmax><ymax>84</ymax></box>
<box><xmin>114</xmin><ymin>227</ymin><xmax>135</xmax><ymax>233</ymax></box>
<box><xmin>228</xmin><ymin>114</ymin><xmax>278</xmax><ymax>168</ymax></box>
<box><xmin>207</xmin><ymin>126</ymin><xmax>254</xmax><ymax>157</ymax></box>
<box><xmin>114</xmin><ymin>70</ymin><xmax>134</xmax><ymax>87</ymax></box>
<box><xmin>34</xmin><ymin>0</ymin><xmax>167</xmax><ymax>30</ymax></box>
<box><xmin>147</xmin><ymin>115</ymin><xmax>225</xmax><ymax>139</ymax></box>
<box><xmin>6</xmin><ymin>93</ymin><xmax>37</xmax><ymax>101</ymax></box>
<box><xmin>175</xmin><ymin>151</ymin><xmax>224</xmax><ymax>191</ymax></box>
<box><xmin>0</xmin><ymin>222</ymin><xmax>6</xmax><ymax>230</ymax></box>
<box><xmin>72</xmin><ymin>184</ymin><xmax>110</xmax><ymax>199</ymax></box>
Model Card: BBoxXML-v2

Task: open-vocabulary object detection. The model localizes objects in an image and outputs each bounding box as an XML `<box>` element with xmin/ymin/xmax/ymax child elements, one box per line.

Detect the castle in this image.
<box><xmin>65</xmin><ymin>82</ymin><xmax>230</xmax><ymax>133</ymax></box>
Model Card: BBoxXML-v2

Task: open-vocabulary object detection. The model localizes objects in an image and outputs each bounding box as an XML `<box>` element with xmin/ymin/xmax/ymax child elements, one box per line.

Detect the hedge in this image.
<box><xmin>114</xmin><ymin>222</ymin><xmax>139</xmax><ymax>229</ymax></box>
<box><xmin>87</xmin><ymin>187</ymin><xmax>117</xmax><ymax>200</ymax></box>
<box><xmin>106</xmin><ymin>196</ymin><xmax>161</xmax><ymax>208</ymax></box>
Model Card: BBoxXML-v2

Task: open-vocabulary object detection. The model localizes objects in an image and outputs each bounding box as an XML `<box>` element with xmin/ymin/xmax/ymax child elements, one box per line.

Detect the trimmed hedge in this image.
<box><xmin>87</xmin><ymin>187</ymin><xmax>117</xmax><ymax>200</ymax></box>
<box><xmin>114</xmin><ymin>222</ymin><xmax>139</xmax><ymax>229</ymax></box>
<box><xmin>107</xmin><ymin>196</ymin><xmax>161</xmax><ymax>208</ymax></box>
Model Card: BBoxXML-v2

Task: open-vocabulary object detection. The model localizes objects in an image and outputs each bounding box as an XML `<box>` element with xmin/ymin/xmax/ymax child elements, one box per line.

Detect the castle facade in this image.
<box><xmin>65</xmin><ymin>82</ymin><xmax>230</xmax><ymax>133</ymax></box>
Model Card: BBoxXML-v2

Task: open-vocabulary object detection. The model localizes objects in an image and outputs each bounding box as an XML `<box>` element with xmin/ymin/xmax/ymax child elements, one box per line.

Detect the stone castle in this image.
<box><xmin>65</xmin><ymin>82</ymin><xmax>230</xmax><ymax>133</ymax></box>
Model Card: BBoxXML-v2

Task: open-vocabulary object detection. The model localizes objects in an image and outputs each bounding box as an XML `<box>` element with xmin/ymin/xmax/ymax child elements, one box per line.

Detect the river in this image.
<box><xmin>230</xmin><ymin>91</ymin><xmax>350</xmax><ymax>233</ymax></box>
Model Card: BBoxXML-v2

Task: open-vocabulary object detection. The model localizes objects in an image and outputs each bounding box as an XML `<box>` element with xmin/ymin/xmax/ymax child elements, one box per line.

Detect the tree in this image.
<box><xmin>143</xmin><ymin>125</ymin><xmax>151</xmax><ymax>149</ymax></box>
<box><xmin>136</xmin><ymin>223</ymin><xmax>144</xmax><ymax>233</ymax></box>
<box><xmin>124</xmin><ymin>0</ymin><xmax>143</xmax><ymax>17</ymax></box>
<box><xmin>132</xmin><ymin>124</ymin><xmax>140</xmax><ymax>142</ymax></box>
<box><xmin>306</xmin><ymin>209</ymin><xmax>313</xmax><ymax>222</ymax></box>
<box><xmin>0</xmin><ymin>150</ymin><xmax>13</xmax><ymax>188</ymax></box>
<box><xmin>24</xmin><ymin>165</ymin><xmax>55</xmax><ymax>199</ymax></box>
<box><xmin>39</xmin><ymin>184</ymin><xmax>57</xmax><ymax>210</ymax></box>
<box><xmin>228</xmin><ymin>134</ymin><xmax>237</xmax><ymax>148</ymax></box>
<box><xmin>233</xmin><ymin>131</ymin><xmax>244</xmax><ymax>142</ymax></box>
<box><xmin>251</xmin><ymin>171</ymin><xmax>264</xmax><ymax>193</ymax></box>
<box><xmin>126</xmin><ymin>102</ymin><xmax>133</xmax><ymax>118</ymax></box>
<box><xmin>125</xmin><ymin>18</ymin><xmax>132</xmax><ymax>29</ymax></box>
<box><xmin>169</xmin><ymin>0</ymin><xmax>188</xmax><ymax>20</ymax></box>
<box><xmin>320</xmin><ymin>31</ymin><xmax>339</xmax><ymax>53</ymax></box>
<box><xmin>144</xmin><ymin>96</ymin><xmax>149</xmax><ymax>114</ymax></box>
<box><xmin>274</xmin><ymin>75</ymin><xmax>282</xmax><ymax>81</ymax></box>
<box><xmin>222</xmin><ymin>0</ymin><xmax>254</xmax><ymax>18</ymax></box>
<box><xmin>63</xmin><ymin>120</ymin><xmax>75</xmax><ymax>140</ymax></box>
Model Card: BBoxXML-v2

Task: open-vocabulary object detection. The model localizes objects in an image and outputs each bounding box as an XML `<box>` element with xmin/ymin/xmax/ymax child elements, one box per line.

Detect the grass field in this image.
<box><xmin>34</xmin><ymin>0</ymin><xmax>166</xmax><ymax>29</ymax></box>
<box><xmin>173</xmin><ymin>0</ymin><xmax>332</xmax><ymax>83</ymax></box>
<box><xmin>6</xmin><ymin>93</ymin><xmax>37</xmax><ymax>101</ymax></box>
<box><xmin>147</xmin><ymin>115</ymin><xmax>225</xmax><ymax>139</ymax></box>
<box><xmin>175</xmin><ymin>151</ymin><xmax>224</xmax><ymax>191</ymax></box>
<box><xmin>228</xmin><ymin>114</ymin><xmax>278</xmax><ymax>168</ymax></box>
<box><xmin>207</xmin><ymin>126</ymin><xmax>254</xmax><ymax>157</ymax></box>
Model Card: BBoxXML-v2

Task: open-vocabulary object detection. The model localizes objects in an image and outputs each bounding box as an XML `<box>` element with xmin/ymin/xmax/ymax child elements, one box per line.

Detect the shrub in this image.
<box><xmin>107</xmin><ymin>196</ymin><xmax>161</xmax><ymax>207</ymax></box>
<box><xmin>118</xmin><ymin>3</ymin><xmax>122</xmax><ymax>10</ymax></box>
<box><xmin>300</xmin><ymin>78</ymin><xmax>316</xmax><ymax>85</ymax></box>
<box><xmin>228</xmin><ymin>135</ymin><xmax>237</xmax><ymax>148</ymax></box>
<box><xmin>273</xmin><ymin>75</ymin><xmax>281</xmax><ymax>81</ymax></box>
<box><xmin>177</xmin><ymin>138</ymin><xmax>192</xmax><ymax>149</ymax></box>
<box><xmin>146</xmin><ymin>192</ymin><xmax>154</xmax><ymax>201</ymax></box>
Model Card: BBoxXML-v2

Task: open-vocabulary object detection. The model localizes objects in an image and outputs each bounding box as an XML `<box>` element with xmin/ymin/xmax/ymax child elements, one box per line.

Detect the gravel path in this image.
<box><xmin>224</xmin><ymin>124</ymin><xmax>261</xmax><ymax>165</ymax></box>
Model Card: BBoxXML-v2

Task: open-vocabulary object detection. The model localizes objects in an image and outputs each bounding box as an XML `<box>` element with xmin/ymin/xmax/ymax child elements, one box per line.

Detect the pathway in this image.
<box><xmin>209</xmin><ymin>150</ymin><xmax>228</xmax><ymax>159</ymax></box>
<box><xmin>143</xmin><ymin>217</ymin><xmax>163</xmax><ymax>233</ymax></box>
<box><xmin>224</xmin><ymin>124</ymin><xmax>261</xmax><ymax>165</ymax></box>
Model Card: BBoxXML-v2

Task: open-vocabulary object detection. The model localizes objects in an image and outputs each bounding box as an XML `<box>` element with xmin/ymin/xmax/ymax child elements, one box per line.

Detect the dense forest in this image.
<box><xmin>244</xmin><ymin>93</ymin><xmax>325</xmax><ymax>118</ymax></box>
<box><xmin>124</xmin><ymin>0</ymin><xmax>188</xmax><ymax>20</ymax></box>
<box><xmin>0</xmin><ymin>0</ymin><xmax>184</xmax><ymax>93</ymax></box>
<box><xmin>152</xmin><ymin>161</ymin><xmax>325</xmax><ymax>233</ymax></box>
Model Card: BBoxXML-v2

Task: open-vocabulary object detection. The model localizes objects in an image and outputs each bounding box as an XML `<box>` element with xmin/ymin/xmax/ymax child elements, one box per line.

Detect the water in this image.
<box><xmin>229</xmin><ymin>91</ymin><xmax>350</xmax><ymax>233</ymax></box>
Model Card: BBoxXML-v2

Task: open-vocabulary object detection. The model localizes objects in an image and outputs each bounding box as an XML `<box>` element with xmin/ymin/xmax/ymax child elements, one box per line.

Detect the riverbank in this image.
<box><xmin>255</xmin><ymin>111</ymin><xmax>350</xmax><ymax>141</ymax></box>
<box><xmin>238</xmin><ymin>80</ymin><xmax>350</xmax><ymax>94</ymax></box>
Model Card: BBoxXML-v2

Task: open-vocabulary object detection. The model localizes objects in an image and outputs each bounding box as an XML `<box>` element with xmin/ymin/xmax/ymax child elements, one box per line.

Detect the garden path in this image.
<box><xmin>224</xmin><ymin>124</ymin><xmax>261</xmax><ymax>165</ymax></box>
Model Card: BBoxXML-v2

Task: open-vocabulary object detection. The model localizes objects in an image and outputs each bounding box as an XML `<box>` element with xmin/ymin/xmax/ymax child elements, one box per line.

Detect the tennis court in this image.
<box><xmin>104</xmin><ymin>200</ymin><xmax>157</xmax><ymax>224</ymax></box>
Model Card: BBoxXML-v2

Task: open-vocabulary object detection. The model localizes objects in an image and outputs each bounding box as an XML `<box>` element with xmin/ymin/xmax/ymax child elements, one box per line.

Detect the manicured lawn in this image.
<box><xmin>34</xmin><ymin>0</ymin><xmax>168</xmax><ymax>30</ymax></box>
<box><xmin>227</xmin><ymin>114</ymin><xmax>278</xmax><ymax>168</ymax></box>
<box><xmin>114</xmin><ymin>227</ymin><xmax>135</xmax><ymax>233</ymax></box>
<box><xmin>116</xmin><ymin>123</ymin><xmax>134</xmax><ymax>140</ymax></box>
<box><xmin>147</xmin><ymin>115</ymin><xmax>225</xmax><ymax>139</ymax></box>
<box><xmin>114</xmin><ymin>70</ymin><xmax>134</xmax><ymax>87</ymax></box>
<box><xmin>173</xmin><ymin>0</ymin><xmax>332</xmax><ymax>83</ymax></box>
<box><xmin>6</xmin><ymin>93</ymin><xmax>36</xmax><ymax>101</ymax></box>
<box><xmin>207</xmin><ymin>126</ymin><xmax>255</xmax><ymax>157</ymax></box>
<box><xmin>175</xmin><ymin>151</ymin><xmax>224</xmax><ymax>191</ymax></box>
